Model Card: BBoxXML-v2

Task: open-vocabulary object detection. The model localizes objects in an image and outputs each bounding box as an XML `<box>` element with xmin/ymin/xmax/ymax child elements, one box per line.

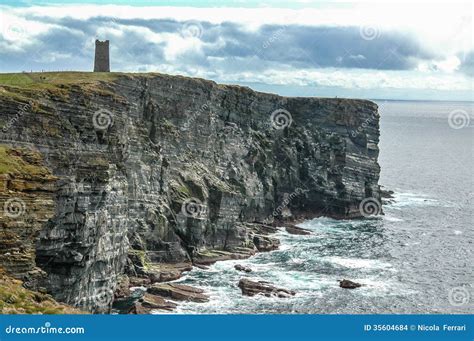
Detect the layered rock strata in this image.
<box><xmin>0</xmin><ymin>72</ymin><xmax>381</xmax><ymax>312</ymax></box>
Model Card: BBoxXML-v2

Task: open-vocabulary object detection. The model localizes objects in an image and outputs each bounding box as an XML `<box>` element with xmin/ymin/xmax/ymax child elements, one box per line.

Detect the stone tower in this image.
<box><xmin>94</xmin><ymin>40</ymin><xmax>110</xmax><ymax>72</ymax></box>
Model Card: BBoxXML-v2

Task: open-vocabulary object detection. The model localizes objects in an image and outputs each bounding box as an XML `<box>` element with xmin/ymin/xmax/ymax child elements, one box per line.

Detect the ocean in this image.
<box><xmin>155</xmin><ymin>100</ymin><xmax>474</xmax><ymax>314</ymax></box>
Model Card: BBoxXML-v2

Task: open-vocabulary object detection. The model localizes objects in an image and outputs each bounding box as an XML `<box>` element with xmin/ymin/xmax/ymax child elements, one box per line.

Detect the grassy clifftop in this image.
<box><xmin>0</xmin><ymin>72</ymin><xmax>120</xmax><ymax>87</ymax></box>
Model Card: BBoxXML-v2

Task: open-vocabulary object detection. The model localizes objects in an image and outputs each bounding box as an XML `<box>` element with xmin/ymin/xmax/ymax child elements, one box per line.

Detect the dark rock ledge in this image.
<box><xmin>238</xmin><ymin>278</ymin><xmax>296</xmax><ymax>298</ymax></box>
<box><xmin>115</xmin><ymin>221</ymin><xmax>283</xmax><ymax>313</ymax></box>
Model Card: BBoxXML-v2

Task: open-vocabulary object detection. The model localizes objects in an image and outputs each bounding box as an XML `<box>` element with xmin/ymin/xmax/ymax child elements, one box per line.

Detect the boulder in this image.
<box><xmin>144</xmin><ymin>262</ymin><xmax>193</xmax><ymax>283</ymax></box>
<box><xmin>238</xmin><ymin>278</ymin><xmax>295</xmax><ymax>298</ymax></box>
<box><xmin>252</xmin><ymin>235</ymin><xmax>280</xmax><ymax>252</ymax></box>
<box><xmin>140</xmin><ymin>293</ymin><xmax>177</xmax><ymax>311</ymax></box>
<box><xmin>339</xmin><ymin>279</ymin><xmax>362</xmax><ymax>289</ymax></box>
<box><xmin>234</xmin><ymin>264</ymin><xmax>252</xmax><ymax>273</ymax></box>
<box><xmin>148</xmin><ymin>283</ymin><xmax>209</xmax><ymax>302</ymax></box>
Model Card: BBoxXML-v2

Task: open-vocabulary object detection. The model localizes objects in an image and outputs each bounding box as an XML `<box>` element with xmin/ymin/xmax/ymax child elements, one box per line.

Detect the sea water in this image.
<box><xmin>155</xmin><ymin>100</ymin><xmax>473</xmax><ymax>314</ymax></box>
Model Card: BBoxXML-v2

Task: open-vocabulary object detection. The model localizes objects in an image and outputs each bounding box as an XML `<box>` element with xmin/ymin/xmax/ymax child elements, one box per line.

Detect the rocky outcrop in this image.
<box><xmin>127</xmin><ymin>292</ymin><xmax>178</xmax><ymax>314</ymax></box>
<box><xmin>285</xmin><ymin>225</ymin><xmax>311</xmax><ymax>235</ymax></box>
<box><xmin>0</xmin><ymin>72</ymin><xmax>381</xmax><ymax>312</ymax></box>
<box><xmin>339</xmin><ymin>279</ymin><xmax>362</xmax><ymax>289</ymax></box>
<box><xmin>147</xmin><ymin>283</ymin><xmax>209</xmax><ymax>302</ymax></box>
<box><xmin>238</xmin><ymin>278</ymin><xmax>296</xmax><ymax>298</ymax></box>
<box><xmin>0</xmin><ymin>267</ymin><xmax>81</xmax><ymax>314</ymax></box>
<box><xmin>234</xmin><ymin>264</ymin><xmax>252</xmax><ymax>273</ymax></box>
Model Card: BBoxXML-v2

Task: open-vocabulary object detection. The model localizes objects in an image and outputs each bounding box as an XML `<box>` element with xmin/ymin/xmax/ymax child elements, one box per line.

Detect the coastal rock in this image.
<box><xmin>238</xmin><ymin>278</ymin><xmax>296</xmax><ymax>298</ymax></box>
<box><xmin>127</xmin><ymin>302</ymin><xmax>148</xmax><ymax>314</ymax></box>
<box><xmin>128</xmin><ymin>276</ymin><xmax>151</xmax><ymax>287</ymax></box>
<box><xmin>0</xmin><ymin>72</ymin><xmax>381</xmax><ymax>311</ymax></box>
<box><xmin>193</xmin><ymin>248</ymin><xmax>256</xmax><ymax>266</ymax></box>
<box><xmin>140</xmin><ymin>293</ymin><xmax>177</xmax><ymax>311</ymax></box>
<box><xmin>253</xmin><ymin>235</ymin><xmax>280</xmax><ymax>252</ymax></box>
<box><xmin>339</xmin><ymin>279</ymin><xmax>362</xmax><ymax>289</ymax></box>
<box><xmin>234</xmin><ymin>264</ymin><xmax>252</xmax><ymax>273</ymax></box>
<box><xmin>144</xmin><ymin>262</ymin><xmax>193</xmax><ymax>283</ymax></box>
<box><xmin>147</xmin><ymin>283</ymin><xmax>209</xmax><ymax>302</ymax></box>
<box><xmin>114</xmin><ymin>275</ymin><xmax>131</xmax><ymax>299</ymax></box>
<box><xmin>380</xmin><ymin>187</ymin><xmax>395</xmax><ymax>204</ymax></box>
<box><xmin>285</xmin><ymin>225</ymin><xmax>311</xmax><ymax>235</ymax></box>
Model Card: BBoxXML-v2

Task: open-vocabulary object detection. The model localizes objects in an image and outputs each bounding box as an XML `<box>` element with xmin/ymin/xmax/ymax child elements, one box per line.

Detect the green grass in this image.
<box><xmin>0</xmin><ymin>145</ymin><xmax>51</xmax><ymax>177</ymax></box>
<box><xmin>0</xmin><ymin>268</ymin><xmax>82</xmax><ymax>314</ymax></box>
<box><xmin>0</xmin><ymin>72</ymin><xmax>136</xmax><ymax>103</ymax></box>
<box><xmin>0</xmin><ymin>72</ymin><xmax>121</xmax><ymax>87</ymax></box>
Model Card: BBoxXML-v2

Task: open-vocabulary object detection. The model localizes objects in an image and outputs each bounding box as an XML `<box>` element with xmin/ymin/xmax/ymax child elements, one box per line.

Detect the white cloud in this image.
<box><xmin>2</xmin><ymin>3</ymin><xmax>471</xmax><ymax>55</ymax></box>
<box><xmin>209</xmin><ymin>67</ymin><xmax>472</xmax><ymax>91</ymax></box>
<box><xmin>0</xmin><ymin>3</ymin><xmax>472</xmax><ymax>99</ymax></box>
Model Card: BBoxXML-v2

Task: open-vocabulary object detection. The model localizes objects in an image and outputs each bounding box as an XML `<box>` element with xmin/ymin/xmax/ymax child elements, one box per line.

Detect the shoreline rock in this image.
<box><xmin>147</xmin><ymin>283</ymin><xmax>209</xmax><ymax>303</ymax></box>
<box><xmin>193</xmin><ymin>248</ymin><xmax>256</xmax><ymax>266</ymax></box>
<box><xmin>234</xmin><ymin>264</ymin><xmax>252</xmax><ymax>273</ymax></box>
<box><xmin>380</xmin><ymin>186</ymin><xmax>396</xmax><ymax>205</ymax></box>
<box><xmin>238</xmin><ymin>278</ymin><xmax>296</xmax><ymax>298</ymax></box>
<box><xmin>339</xmin><ymin>279</ymin><xmax>362</xmax><ymax>289</ymax></box>
<box><xmin>285</xmin><ymin>225</ymin><xmax>312</xmax><ymax>235</ymax></box>
<box><xmin>144</xmin><ymin>262</ymin><xmax>193</xmax><ymax>283</ymax></box>
<box><xmin>252</xmin><ymin>235</ymin><xmax>280</xmax><ymax>252</ymax></box>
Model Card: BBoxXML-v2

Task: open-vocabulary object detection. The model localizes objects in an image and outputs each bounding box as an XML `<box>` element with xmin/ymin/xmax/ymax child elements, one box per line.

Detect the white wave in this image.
<box><xmin>324</xmin><ymin>256</ymin><xmax>393</xmax><ymax>270</ymax></box>
<box><xmin>383</xmin><ymin>215</ymin><xmax>403</xmax><ymax>222</ymax></box>
<box><xmin>389</xmin><ymin>192</ymin><xmax>439</xmax><ymax>208</ymax></box>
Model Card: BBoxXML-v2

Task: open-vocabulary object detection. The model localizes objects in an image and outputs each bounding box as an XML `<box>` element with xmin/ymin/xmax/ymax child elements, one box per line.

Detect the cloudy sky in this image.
<box><xmin>0</xmin><ymin>0</ymin><xmax>472</xmax><ymax>100</ymax></box>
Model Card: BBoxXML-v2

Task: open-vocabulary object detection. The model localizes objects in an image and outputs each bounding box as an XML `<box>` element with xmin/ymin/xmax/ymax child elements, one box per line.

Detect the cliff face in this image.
<box><xmin>0</xmin><ymin>72</ymin><xmax>380</xmax><ymax>312</ymax></box>
<box><xmin>0</xmin><ymin>146</ymin><xmax>57</xmax><ymax>288</ymax></box>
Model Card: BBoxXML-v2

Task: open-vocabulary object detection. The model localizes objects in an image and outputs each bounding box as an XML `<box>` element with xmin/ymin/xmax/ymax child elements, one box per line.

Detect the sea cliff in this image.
<box><xmin>0</xmin><ymin>72</ymin><xmax>381</xmax><ymax>312</ymax></box>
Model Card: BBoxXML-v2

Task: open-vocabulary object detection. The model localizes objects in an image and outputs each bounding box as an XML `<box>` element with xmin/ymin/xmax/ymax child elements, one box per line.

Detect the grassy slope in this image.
<box><xmin>0</xmin><ymin>146</ymin><xmax>53</xmax><ymax>176</ymax></box>
<box><xmin>0</xmin><ymin>71</ymin><xmax>241</xmax><ymax>93</ymax></box>
<box><xmin>0</xmin><ymin>268</ymin><xmax>83</xmax><ymax>314</ymax></box>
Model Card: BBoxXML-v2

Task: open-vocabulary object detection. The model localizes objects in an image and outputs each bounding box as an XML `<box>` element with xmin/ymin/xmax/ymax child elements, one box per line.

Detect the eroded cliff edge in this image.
<box><xmin>0</xmin><ymin>72</ymin><xmax>380</xmax><ymax>312</ymax></box>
